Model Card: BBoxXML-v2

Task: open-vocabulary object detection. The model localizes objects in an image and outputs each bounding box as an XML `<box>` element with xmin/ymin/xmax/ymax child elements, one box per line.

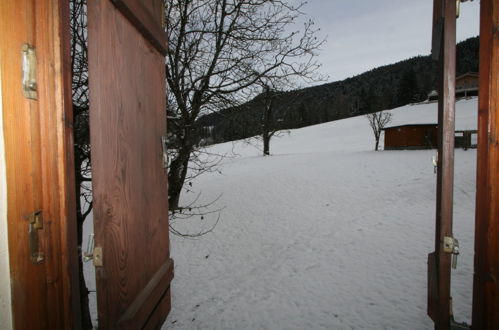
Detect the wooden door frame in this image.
<box><xmin>0</xmin><ymin>0</ymin><xmax>81</xmax><ymax>328</ymax></box>
<box><xmin>472</xmin><ymin>0</ymin><xmax>499</xmax><ymax>328</ymax></box>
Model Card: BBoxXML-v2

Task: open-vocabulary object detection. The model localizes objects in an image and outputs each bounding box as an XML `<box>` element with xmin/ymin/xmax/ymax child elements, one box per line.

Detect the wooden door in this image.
<box><xmin>88</xmin><ymin>1</ymin><xmax>173</xmax><ymax>329</ymax></box>
<box><xmin>427</xmin><ymin>0</ymin><xmax>457</xmax><ymax>329</ymax></box>
<box><xmin>0</xmin><ymin>0</ymin><xmax>81</xmax><ymax>329</ymax></box>
<box><xmin>472</xmin><ymin>0</ymin><xmax>499</xmax><ymax>327</ymax></box>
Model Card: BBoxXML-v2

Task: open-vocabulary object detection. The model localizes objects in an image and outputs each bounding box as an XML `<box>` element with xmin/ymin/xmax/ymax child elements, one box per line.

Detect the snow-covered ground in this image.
<box><xmin>84</xmin><ymin>98</ymin><xmax>478</xmax><ymax>329</ymax></box>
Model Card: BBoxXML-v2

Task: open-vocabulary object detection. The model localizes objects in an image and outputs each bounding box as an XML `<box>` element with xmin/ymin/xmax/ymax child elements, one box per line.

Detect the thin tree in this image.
<box><xmin>165</xmin><ymin>0</ymin><xmax>325</xmax><ymax>211</ymax></box>
<box><xmin>257</xmin><ymin>84</ymin><xmax>308</xmax><ymax>156</ymax></box>
<box><xmin>261</xmin><ymin>86</ymin><xmax>276</xmax><ymax>156</ymax></box>
<box><xmin>69</xmin><ymin>0</ymin><xmax>93</xmax><ymax>328</ymax></box>
<box><xmin>366</xmin><ymin>111</ymin><xmax>392</xmax><ymax>151</ymax></box>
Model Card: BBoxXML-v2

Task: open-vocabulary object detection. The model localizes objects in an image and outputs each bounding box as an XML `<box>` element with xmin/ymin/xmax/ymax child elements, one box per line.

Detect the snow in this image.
<box><xmin>386</xmin><ymin>98</ymin><xmax>477</xmax><ymax>131</ymax></box>
<box><xmin>84</xmin><ymin>98</ymin><xmax>478</xmax><ymax>329</ymax></box>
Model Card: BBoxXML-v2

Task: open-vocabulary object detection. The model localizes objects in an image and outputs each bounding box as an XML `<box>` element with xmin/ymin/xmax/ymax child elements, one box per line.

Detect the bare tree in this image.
<box><xmin>261</xmin><ymin>86</ymin><xmax>277</xmax><ymax>156</ymax></box>
<box><xmin>366</xmin><ymin>111</ymin><xmax>392</xmax><ymax>151</ymax></box>
<box><xmin>69</xmin><ymin>0</ymin><xmax>93</xmax><ymax>328</ymax></box>
<box><xmin>257</xmin><ymin>85</ymin><xmax>308</xmax><ymax>156</ymax></box>
<box><xmin>165</xmin><ymin>0</ymin><xmax>325</xmax><ymax>211</ymax></box>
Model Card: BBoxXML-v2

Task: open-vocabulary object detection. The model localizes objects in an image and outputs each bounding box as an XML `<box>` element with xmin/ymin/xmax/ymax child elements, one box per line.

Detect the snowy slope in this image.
<box><xmin>161</xmin><ymin>98</ymin><xmax>478</xmax><ymax>329</ymax></box>
<box><xmin>83</xmin><ymin>98</ymin><xmax>478</xmax><ymax>329</ymax></box>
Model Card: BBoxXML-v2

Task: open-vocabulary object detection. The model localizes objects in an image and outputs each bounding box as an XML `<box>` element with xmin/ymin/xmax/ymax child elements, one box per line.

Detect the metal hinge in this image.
<box><xmin>443</xmin><ymin>236</ymin><xmax>460</xmax><ymax>269</ymax></box>
<box><xmin>26</xmin><ymin>210</ymin><xmax>44</xmax><ymax>264</ymax></box>
<box><xmin>83</xmin><ymin>234</ymin><xmax>103</xmax><ymax>267</ymax></box>
<box><xmin>21</xmin><ymin>44</ymin><xmax>37</xmax><ymax>100</ymax></box>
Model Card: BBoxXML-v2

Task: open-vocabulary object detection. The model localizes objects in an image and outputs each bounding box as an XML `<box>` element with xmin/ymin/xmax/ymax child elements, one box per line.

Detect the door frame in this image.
<box><xmin>0</xmin><ymin>0</ymin><xmax>81</xmax><ymax>328</ymax></box>
<box><xmin>472</xmin><ymin>0</ymin><xmax>499</xmax><ymax>327</ymax></box>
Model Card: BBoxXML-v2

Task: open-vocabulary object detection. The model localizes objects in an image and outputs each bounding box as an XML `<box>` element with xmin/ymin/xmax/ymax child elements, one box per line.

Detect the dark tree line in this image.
<box><xmin>199</xmin><ymin>36</ymin><xmax>479</xmax><ymax>144</ymax></box>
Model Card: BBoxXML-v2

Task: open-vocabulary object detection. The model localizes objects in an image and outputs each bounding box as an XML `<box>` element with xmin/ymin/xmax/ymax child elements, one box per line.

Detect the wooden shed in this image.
<box><xmin>382</xmin><ymin>124</ymin><xmax>438</xmax><ymax>150</ymax></box>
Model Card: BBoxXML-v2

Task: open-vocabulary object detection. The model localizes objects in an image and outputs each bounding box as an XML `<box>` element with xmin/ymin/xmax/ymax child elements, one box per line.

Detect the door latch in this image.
<box><xmin>26</xmin><ymin>210</ymin><xmax>44</xmax><ymax>263</ymax></box>
<box><xmin>83</xmin><ymin>233</ymin><xmax>103</xmax><ymax>267</ymax></box>
<box><xmin>21</xmin><ymin>44</ymin><xmax>37</xmax><ymax>100</ymax></box>
<box><xmin>443</xmin><ymin>236</ymin><xmax>460</xmax><ymax>269</ymax></box>
<box><xmin>83</xmin><ymin>233</ymin><xmax>95</xmax><ymax>262</ymax></box>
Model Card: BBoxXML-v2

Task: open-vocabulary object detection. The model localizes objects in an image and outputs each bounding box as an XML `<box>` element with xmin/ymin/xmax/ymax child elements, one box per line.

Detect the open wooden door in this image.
<box><xmin>472</xmin><ymin>0</ymin><xmax>499</xmax><ymax>328</ymax></box>
<box><xmin>88</xmin><ymin>1</ymin><xmax>173</xmax><ymax>329</ymax></box>
<box><xmin>0</xmin><ymin>0</ymin><xmax>80</xmax><ymax>329</ymax></box>
<box><xmin>427</xmin><ymin>1</ymin><xmax>459</xmax><ymax>329</ymax></box>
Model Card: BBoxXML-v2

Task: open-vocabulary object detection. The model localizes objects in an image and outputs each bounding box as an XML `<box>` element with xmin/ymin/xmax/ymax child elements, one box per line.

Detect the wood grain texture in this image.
<box><xmin>472</xmin><ymin>0</ymin><xmax>499</xmax><ymax>328</ymax></box>
<box><xmin>0</xmin><ymin>0</ymin><xmax>80</xmax><ymax>328</ymax></box>
<box><xmin>111</xmin><ymin>0</ymin><xmax>167</xmax><ymax>55</ymax></box>
<box><xmin>429</xmin><ymin>1</ymin><xmax>456</xmax><ymax>328</ymax></box>
<box><xmin>88</xmin><ymin>0</ymin><xmax>172</xmax><ymax>328</ymax></box>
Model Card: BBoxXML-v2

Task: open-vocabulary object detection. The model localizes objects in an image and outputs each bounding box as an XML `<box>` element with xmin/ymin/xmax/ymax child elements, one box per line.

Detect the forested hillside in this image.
<box><xmin>197</xmin><ymin>36</ymin><xmax>479</xmax><ymax>144</ymax></box>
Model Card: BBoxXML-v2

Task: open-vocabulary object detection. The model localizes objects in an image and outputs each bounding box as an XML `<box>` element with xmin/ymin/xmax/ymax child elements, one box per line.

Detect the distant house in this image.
<box><xmin>456</xmin><ymin>72</ymin><xmax>479</xmax><ymax>98</ymax></box>
<box><xmin>383</xmin><ymin>124</ymin><xmax>438</xmax><ymax>150</ymax></box>
<box><xmin>427</xmin><ymin>72</ymin><xmax>479</xmax><ymax>101</ymax></box>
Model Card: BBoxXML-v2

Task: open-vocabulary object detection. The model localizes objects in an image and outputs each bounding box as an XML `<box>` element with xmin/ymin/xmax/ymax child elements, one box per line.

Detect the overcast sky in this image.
<box><xmin>299</xmin><ymin>0</ymin><xmax>480</xmax><ymax>83</ymax></box>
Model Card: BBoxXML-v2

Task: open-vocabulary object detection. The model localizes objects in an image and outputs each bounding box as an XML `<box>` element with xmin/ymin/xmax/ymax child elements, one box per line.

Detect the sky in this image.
<box><xmin>299</xmin><ymin>0</ymin><xmax>480</xmax><ymax>83</ymax></box>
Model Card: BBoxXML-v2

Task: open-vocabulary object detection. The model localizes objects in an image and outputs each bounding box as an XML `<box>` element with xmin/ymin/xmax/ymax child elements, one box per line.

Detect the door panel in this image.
<box><xmin>88</xmin><ymin>0</ymin><xmax>173</xmax><ymax>328</ymax></box>
<box><xmin>0</xmin><ymin>0</ymin><xmax>80</xmax><ymax>329</ymax></box>
<box><xmin>428</xmin><ymin>0</ymin><xmax>457</xmax><ymax>328</ymax></box>
<box><xmin>110</xmin><ymin>0</ymin><xmax>167</xmax><ymax>55</ymax></box>
<box><xmin>472</xmin><ymin>0</ymin><xmax>499</xmax><ymax>327</ymax></box>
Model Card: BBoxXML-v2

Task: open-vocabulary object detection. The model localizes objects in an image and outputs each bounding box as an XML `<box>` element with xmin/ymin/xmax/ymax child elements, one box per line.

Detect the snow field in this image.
<box><xmin>162</xmin><ymin>99</ymin><xmax>477</xmax><ymax>329</ymax></box>
<box><xmin>83</xmin><ymin>98</ymin><xmax>478</xmax><ymax>329</ymax></box>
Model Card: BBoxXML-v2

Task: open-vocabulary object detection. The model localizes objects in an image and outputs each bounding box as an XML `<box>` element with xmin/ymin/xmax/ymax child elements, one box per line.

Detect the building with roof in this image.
<box><xmin>427</xmin><ymin>72</ymin><xmax>479</xmax><ymax>101</ymax></box>
<box><xmin>381</xmin><ymin>97</ymin><xmax>478</xmax><ymax>150</ymax></box>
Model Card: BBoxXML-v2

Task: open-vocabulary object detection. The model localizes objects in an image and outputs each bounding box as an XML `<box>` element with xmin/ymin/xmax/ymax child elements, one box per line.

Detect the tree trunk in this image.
<box><xmin>74</xmin><ymin>158</ymin><xmax>93</xmax><ymax>330</ymax></box>
<box><xmin>262</xmin><ymin>92</ymin><xmax>272</xmax><ymax>156</ymax></box>
<box><xmin>263</xmin><ymin>134</ymin><xmax>270</xmax><ymax>156</ymax></box>
<box><xmin>375</xmin><ymin>138</ymin><xmax>379</xmax><ymax>151</ymax></box>
<box><xmin>168</xmin><ymin>143</ymin><xmax>192</xmax><ymax>211</ymax></box>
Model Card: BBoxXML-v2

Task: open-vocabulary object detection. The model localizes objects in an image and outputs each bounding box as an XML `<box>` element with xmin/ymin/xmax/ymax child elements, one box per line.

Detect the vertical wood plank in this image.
<box><xmin>472</xmin><ymin>0</ymin><xmax>499</xmax><ymax>328</ymax></box>
<box><xmin>430</xmin><ymin>0</ymin><xmax>456</xmax><ymax>329</ymax></box>
<box><xmin>88</xmin><ymin>0</ymin><xmax>172</xmax><ymax>328</ymax></box>
<box><xmin>0</xmin><ymin>0</ymin><xmax>80</xmax><ymax>328</ymax></box>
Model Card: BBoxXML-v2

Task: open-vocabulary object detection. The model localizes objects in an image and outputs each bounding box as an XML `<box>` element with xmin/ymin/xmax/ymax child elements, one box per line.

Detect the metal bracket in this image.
<box><xmin>443</xmin><ymin>236</ymin><xmax>457</xmax><ymax>252</ymax></box>
<box><xmin>21</xmin><ymin>44</ymin><xmax>37</xmax><ymax>100</ymax></box>
<box><xmin>443</xmin><ymin>236</ymin><xmax>460</xmax><ymax>269</ymax></box>
<box><xmin>83</xmin><ymin>233</ymin><xmax>103</xmax><ymax>267</ymax></box>
<box><xmin>93</xmin><ymin>247</ymin><xmax>103</xmax><ymax>267</ymax></box>
<box><xmin>83</xmin><ymin>233</ymin><xmax>95</xmax><ymax>262</ymax></box>
<box><xmin>26</xmin><ymin>211</ymin><xmax>44</xmax><ymax>263</ymax></box>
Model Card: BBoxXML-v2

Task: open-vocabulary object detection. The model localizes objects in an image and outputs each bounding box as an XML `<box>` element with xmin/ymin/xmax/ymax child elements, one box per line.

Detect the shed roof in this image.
<box><xmin>456</xmin><ymin>72</ymin><xmax>479</xmax><ymax>80</ymax></box>
<box><xmin>382</xmin><ymin>123</ymin><xmax>437</xmax><ymax>130</ymax></box>
<box><xmin>379</xmin><ymin>97</ymin><xmax>477</xmax><ymax>131</ymax></box>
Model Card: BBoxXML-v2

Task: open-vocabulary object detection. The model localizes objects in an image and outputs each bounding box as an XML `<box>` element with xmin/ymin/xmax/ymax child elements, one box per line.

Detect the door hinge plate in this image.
<box><xmin>443</xmin><ymin>236</ymin><xmax>458</xmax><ymax>253</ymax></box>
<box><xmin>443</xmin><ymin>236</ymin><xmax>460</xmax><ymax>269</ymax></box>
<box><xmin>21</xmin><ymin>44</ymin><xmax>37</xmax><ymax>100</ymax></box>
<box><xmin>93</xmin><ymin>247</ymin><xmax>103</xmax><ymax>267</ymax></box>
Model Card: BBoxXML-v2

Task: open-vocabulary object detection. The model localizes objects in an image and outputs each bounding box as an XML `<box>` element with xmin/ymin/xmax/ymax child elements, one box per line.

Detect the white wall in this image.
<box><xmin>0</xmin><ymin>69</ymin><xmax>13</xmax><ymax>329</ymax></box>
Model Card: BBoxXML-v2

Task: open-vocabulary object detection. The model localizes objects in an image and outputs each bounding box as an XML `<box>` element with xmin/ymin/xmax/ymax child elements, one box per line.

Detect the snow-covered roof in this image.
<box><xmin>384</xmin><ymin>97</ymin><xmax>478</xmax><ymax>131</ymax></box>
<box><xmin>382</xmin><ymin>123</ymin><xmax>437</xmax><ymax>130</ymax></box>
